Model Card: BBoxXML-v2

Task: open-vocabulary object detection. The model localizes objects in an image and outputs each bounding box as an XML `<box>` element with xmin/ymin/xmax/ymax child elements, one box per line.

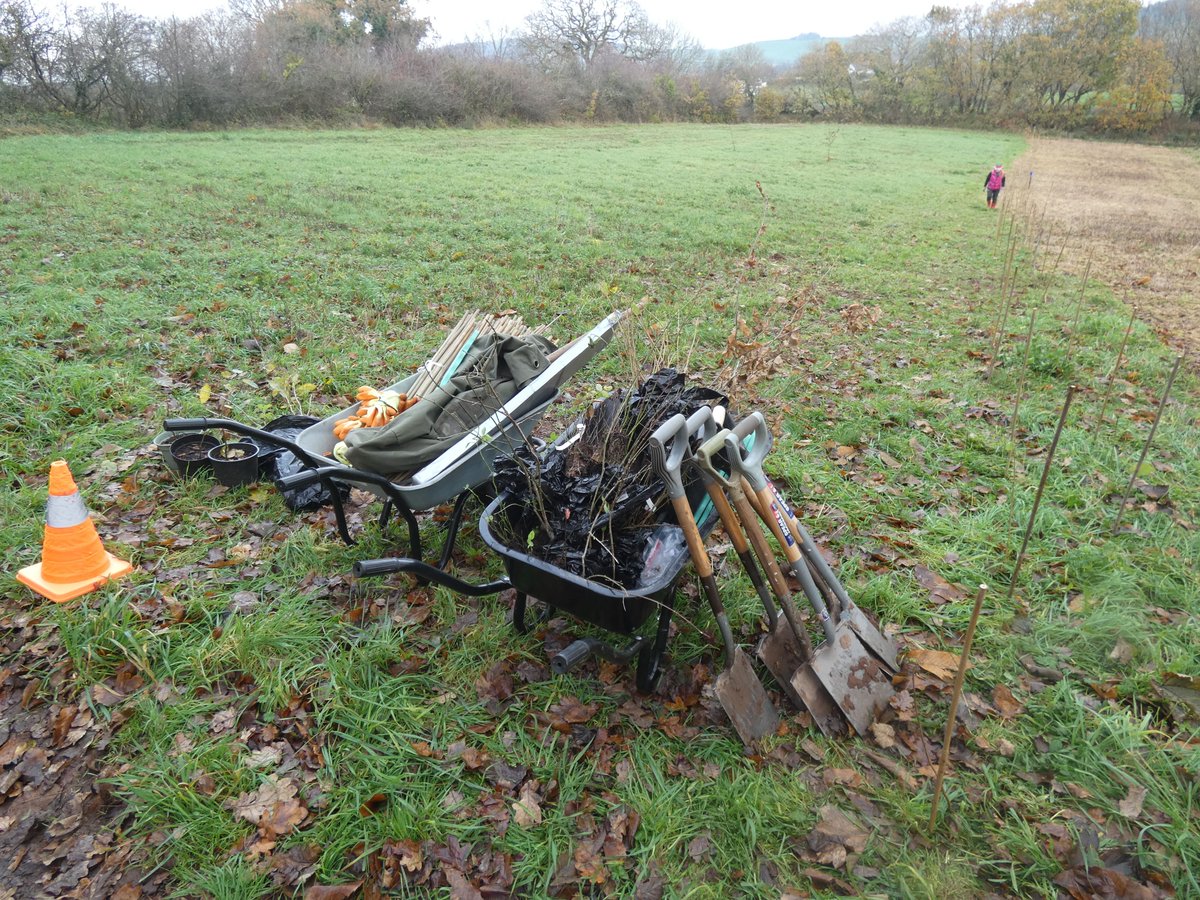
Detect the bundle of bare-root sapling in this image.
<box><xmin>494</xmin><ymin>369</ymin><xmax>726</xmax><ymax>588</ymax></box>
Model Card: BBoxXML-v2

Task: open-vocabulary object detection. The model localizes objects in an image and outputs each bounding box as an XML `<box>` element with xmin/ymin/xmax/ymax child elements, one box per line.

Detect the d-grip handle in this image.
<box><xmin>649</xmin><ymin>413</ymin><xmax>690</xmax><ymax>499</ymax></box>
<box><xmin>727</xmin><ymin>412</ymin><xmax>772</xmax><ymax>491</ymax></box>
<box><xmin>685</xmin><ymin>406</ymin><xmax>717</xmax><ymax>448</ymax></box>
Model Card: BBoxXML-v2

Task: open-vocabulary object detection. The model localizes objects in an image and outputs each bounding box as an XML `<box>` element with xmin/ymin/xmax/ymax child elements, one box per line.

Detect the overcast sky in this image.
<box><xmin>87</xmin><ymin>0</ymin><xmax>997</xmax><ymax>48</ymax></box>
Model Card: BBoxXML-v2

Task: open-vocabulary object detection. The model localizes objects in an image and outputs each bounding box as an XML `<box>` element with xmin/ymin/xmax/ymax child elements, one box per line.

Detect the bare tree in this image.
<box><xmin>518</xmin><ymin>0</ymin><xmax>673</xmax><ymax>71</ymax></box>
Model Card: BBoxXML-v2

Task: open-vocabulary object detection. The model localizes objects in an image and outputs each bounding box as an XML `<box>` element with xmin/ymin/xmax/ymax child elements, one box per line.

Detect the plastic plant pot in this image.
<box><xmin>207</xmin><ymin>441</ymin><xmax>261</xmax><ymax>487</ymax></box>
<box><xmin>170</xmin><ymin>433</ymin><xmax>220</xmax><ymax>478</ymax></box>
<box><xmin>154</xmin><ymin>431</ymin><xmax>185</xmax><ymax>474</ymax></box>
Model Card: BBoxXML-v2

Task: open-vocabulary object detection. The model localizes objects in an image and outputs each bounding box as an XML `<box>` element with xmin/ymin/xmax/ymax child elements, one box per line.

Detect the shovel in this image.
<box><xmin>690</xmin><ymin>425</ymin><xmax>846</xmax><ymax>733</ymax></box>
<box><xmin>682</xmin><ymin>409</ymin><xmax>812</xmax><ymax>712</ymax></box>
<box><xmin>650</xmin><ymin>414</ymin><xmax>779</xmax><ymax>748</ymax></box>
<box><xmin>724</xmin><ymin>415</ymin><xmax>894</xmax><ymax>737</ymax></box>
<box><xmin>733</xmin><ymin>413</ymin><xmax>899</xmax><ymax>672</ymax></box>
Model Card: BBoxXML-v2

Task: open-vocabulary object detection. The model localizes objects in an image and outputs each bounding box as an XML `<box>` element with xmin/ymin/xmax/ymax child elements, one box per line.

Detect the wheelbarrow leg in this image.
<box><xmin>637</xmin><ymin>588</ymin><xmax>675</xmax><ymax>693</ymax></box>
<box><xmin>327</xmin><ymin>477</ymin><xmax>356</xmax><ymax>545</ymax></box>
<box><xmin>436</xmin><ymin>491</ymin><xmax>473</xmax><ymax>570</ymax></box>
<box><xmin>512</xmin><ymin>592</ymin><xmax>550</xmax><ymax>634</ymax></box>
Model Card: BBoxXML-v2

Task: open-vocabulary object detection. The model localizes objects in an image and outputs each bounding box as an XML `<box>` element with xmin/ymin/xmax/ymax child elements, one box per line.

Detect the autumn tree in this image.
<box><xmin>796</xmin><ymin>41</ymin><xmax>858</xmax><ymax>116</ymax></box>
<box><xmin>1093</xmin><ymin>36</ymin><xmax>1173</xmax><ymax>130</ymax></box>
<box><xmin>1142</xmin><ymin>0</ymin><xmax>1200</xmax><ymax>119</ymax></box>
<box><xmin>850</xmin><ymin>17</ymin><xmax>929</xmax><ymax>121</ymax></box>
<box><xmin>1020</xmin><ymin>0</ymin><xmax>1140</xmax><ymax>115</ymax></box>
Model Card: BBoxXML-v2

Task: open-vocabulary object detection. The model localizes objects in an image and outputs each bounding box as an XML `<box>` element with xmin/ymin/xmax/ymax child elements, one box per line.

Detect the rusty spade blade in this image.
<box><xmin>651</xmin><ymin>414</ymin><xmax>779</xmax><ymax>747</ymax></box>
<box><xmin>726</xmin><ymin>413</ymin><xmax>894</xmax><ymax>737</ymax></box>
<box><xmin>686</xmin><ymin>420</ymin><xmax>806</xmax><ymax>715</ymax></box>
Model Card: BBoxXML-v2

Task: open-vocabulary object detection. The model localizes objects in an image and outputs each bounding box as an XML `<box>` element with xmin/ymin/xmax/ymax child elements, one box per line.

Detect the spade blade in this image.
<box><xmin>842</xmin><ymin>604</ymin><xmax>900</xmax><ymax>672</ymax></box>
<box><xmin>757</xmin><ymin>621</ymin><xmax>808</xmax><ymax>709</ymax></box>
<box><xmin>715</xmin><ymin>648</ymin><xmax>780</xmax><ymax>747</ymax></box>
<box><xmin>808</xmin><ymin>623</ymin><xmax>895</xmax><ymax>736</ymax></box>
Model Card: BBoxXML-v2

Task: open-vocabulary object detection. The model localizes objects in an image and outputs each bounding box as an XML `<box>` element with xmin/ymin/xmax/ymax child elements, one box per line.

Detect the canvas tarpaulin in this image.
<box><xmin>343</xmin><ymin>332</ymin><xmax>556</xmax><ymax>477</ymax></box>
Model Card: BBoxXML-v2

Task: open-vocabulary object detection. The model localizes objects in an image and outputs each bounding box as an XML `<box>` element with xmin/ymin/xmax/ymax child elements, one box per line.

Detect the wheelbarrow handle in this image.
<box><xmin>276</xmin><ymin>469</ymin><xmax>323</xmax><ymax>491</ymax></box>
<box><xmin>163</xmin><ymin>418</ymin><xmax>216</xmax><ymax>432</ymax></box>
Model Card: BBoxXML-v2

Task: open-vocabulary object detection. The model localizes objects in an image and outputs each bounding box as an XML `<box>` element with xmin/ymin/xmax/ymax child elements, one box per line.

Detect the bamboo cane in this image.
<box><xmin>1009</xmin><ymin>308</ymin><xmax>1039</xmax><ymax>449</ymax></box>
<box><xmin>1005</xmin><ymin>385</ymin><xmax>1075</xmax><ymax>606</ymax></box>
<box><xmin>1110</xmin><ymin>356</ymin><xmax>1183</xmax><ymax>534</ymax></box>
<box><xmin>928</xmin><ymin>583</ymin><xmax>989</xmax><ymax>831</ymax></box>
<box><xmin>1098</xmin><ymin>303</ymin><xmax>1137</xmax><ymax>427</ymax></box>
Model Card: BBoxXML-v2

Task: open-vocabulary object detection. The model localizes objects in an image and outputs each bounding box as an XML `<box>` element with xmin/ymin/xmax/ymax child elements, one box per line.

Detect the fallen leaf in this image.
<box><xmin>574</xmin><ymin>834</ymin><xmax>608</xmax><ymax>885</ymax></box>
<box><xmin>549</xmin><ymin>696</ymin><xmax>598</xmax><ymax>726</ymax></box>
<box><xmin>210</xmin><ymin>707</ymin><xmax>237</xmax><ymax>734</ymax></box>
<box><xmin>444</xmin><ymin>868</ymin><xmax>483</xmax><ymax>900</ymax></box>
<box><xmin>512</xmin><ymin>782</ymin><xmax>543</xmax><ymax>828</ymax></box>
<box><xmin>878</xmin><ymin>451</ymin><xmax>902</xmax><ymax>469</ymax></box>
<box><xmin>91</xmin><ymin>683</ymin><xmax>124</xmax><ymax>707</ymax></box>
<box><xmin>305</xmin><ymin>881</ymin><xmax>362</xmax><ymax>899</ymax></box>
<box><xmin>1109</xmin><ymin>638</ymin><xmax>1135</xmax><ymax>665</ymax></box>
<box><xmin>229</xmin><ymin>776</ymin><xmax>299</xmax><ymax>826</ymax></box>
<box><xmin>803</xmin><ymin>805</ymin><xmax>869</xmax><ymax>870</ymax></box>
<box><xmin>687</xmin><ymin>832</ymin><xmax>712</xmax><ymax>861</ymax></box>
<box><xmin>907</xmin><ymin>648</ymin><xmax>966</xmax><ymax>681</ymax></box>
<box><xmin>992</xmin><ymin>684</ymin><xmax>1023</xmax><ymax>719</ymax></box>
<box><xmin>913</xmin><ymin>566</ymin><xmax>967</xmax><ymax>605</ymax></box>
<box><xmin>869</xmin><ymin>722</ymin><xmax>895</xmax><ymax>749</ymax></box>
<box><xmin>1118</xmin><ymin>784</ymin><xmax>1148</xmax><ymax>819</ymax></box>
<box><xmin>198</xmin><ymin>384</ymin><xmax>212</xmax><ymax>403</ymax></box>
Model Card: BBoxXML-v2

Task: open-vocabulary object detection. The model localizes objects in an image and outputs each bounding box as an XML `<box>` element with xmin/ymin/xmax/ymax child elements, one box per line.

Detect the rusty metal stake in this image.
<box><xmin>1005</xmin><ymin>385</ymin><xmax>1076</xmax><ymax>606</ymax></box>
<box><xmin>928</xmin><ymin>583</ymin><xmax>989</xmax><ymax>831</ymax></box>
<box><xmin>1110</xmin><ymin>356</ymin><xmax>1184</xmax><ymax>534</ymax></box>
<box><xmin>1098</xmin><ymin>302</ymin><xmax>1137</xmax><ymax>427</ymax></box>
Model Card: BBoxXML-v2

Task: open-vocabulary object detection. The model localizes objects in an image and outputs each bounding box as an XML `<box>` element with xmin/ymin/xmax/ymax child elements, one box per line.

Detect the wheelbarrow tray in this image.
<box><xmin>295</xmin><ymin>371</ymin><xmax>555</xmax><ymax>511</ymax></box>
<box><xmin>479</xmin><ymin>490</ymin><xmax>714</xmax><ymax>634</ymax></box>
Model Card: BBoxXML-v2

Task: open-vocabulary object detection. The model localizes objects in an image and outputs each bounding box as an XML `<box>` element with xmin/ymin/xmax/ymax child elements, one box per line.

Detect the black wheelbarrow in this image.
<box><xmin>354</xmin><ymin>482</ymin><xmax>717</xmax><ymax>694</ymax></box>
<box><xmin>161</xmin><ymin>312</ymin><xmax>622</xmax><ymax>568</ymax></box>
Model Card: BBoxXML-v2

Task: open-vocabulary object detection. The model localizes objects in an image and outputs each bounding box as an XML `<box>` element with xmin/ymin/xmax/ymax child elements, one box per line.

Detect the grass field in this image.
<box><xmin>1</xmin><ymin>124</ymin><xmax>1197</xmax><ymax>899</ymax></box>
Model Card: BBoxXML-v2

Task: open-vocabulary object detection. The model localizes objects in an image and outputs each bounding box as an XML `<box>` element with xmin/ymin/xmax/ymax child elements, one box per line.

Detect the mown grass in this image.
<box><xmin>1</xmin><ymin>123</ymin><xmax>1197</xmax><ymax>898</ymax></box>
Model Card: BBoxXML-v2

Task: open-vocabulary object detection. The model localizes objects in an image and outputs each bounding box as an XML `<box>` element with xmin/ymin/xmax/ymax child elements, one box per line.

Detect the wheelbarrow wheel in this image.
<box><xmin>635</xmin><ymin>642</ymin><xmax>664</xmax><ymax>693</ymax></box>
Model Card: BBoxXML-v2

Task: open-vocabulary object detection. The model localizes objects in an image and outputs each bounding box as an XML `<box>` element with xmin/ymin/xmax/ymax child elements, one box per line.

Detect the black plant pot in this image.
<box><xmin>170</xmin><ymin>433</ymin><xmax>220</xmax><ymax>478</ymax></box>
<box><xmin>207</xmin><ymin>441</ymin><xmax>261</xmax><ymax>487</ymax></box>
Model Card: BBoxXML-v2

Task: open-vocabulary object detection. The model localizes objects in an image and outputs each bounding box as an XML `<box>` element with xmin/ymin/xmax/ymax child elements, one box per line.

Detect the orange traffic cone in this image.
<box><xmin>16</xmin><ymin>460</ymin><xmax>132</xmax><ymax>603</ymax></box>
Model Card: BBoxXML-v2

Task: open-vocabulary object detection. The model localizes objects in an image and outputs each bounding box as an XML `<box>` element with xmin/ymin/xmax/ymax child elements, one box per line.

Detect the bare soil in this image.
<box><xmin>1008</xmin><ymin>137</ymin><xmax>1200</xmax><ymax>359</ymax></box>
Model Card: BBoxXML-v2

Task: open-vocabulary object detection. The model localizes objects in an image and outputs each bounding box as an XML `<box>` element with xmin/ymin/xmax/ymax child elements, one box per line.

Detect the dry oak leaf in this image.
<box><xmin>805</xmin><ymin>804</ymin><xmax>869</xmax><ymax>871</ymax></box>
<box><xmin>869</xmin><ymin>722</ymin><xmax>895</xmax><ymax>749</ymax></box>
<box><xmin>906</xmin><ymin>648</ymin><xmax>967</xmax><ymax>682</ymax></box>
<box><xmin>574</xmin><ymin>835</ymin><xmax>609</xmax><ymax>885</ymax></box>
<box><xmin>1118</xmin><ymin>784</ymin><xmax>1148</xmax><ymax>819</ymax></box>
<box><xmin>304</xmin><ymin>882</ymin><xmax>362</xmax><ymax>899</ymax></box>
<box><xmin>512</xmin><ymin>781</ymin><xmax>543</xmax><ymax>828</ymax></box>
<box><xmin>992</xmin><ymin>684</ymin><xmax>1024</xmax><ymax>719</ymax></box>
<box><xmin>229</xmin><ymin>775</ymin><xmax>301</xmax><ymax>827</ymax></box>
<box><xmin>913</xmin><ymin>566</ymin><xmax>967</xmax><ymax>605</ymax></box>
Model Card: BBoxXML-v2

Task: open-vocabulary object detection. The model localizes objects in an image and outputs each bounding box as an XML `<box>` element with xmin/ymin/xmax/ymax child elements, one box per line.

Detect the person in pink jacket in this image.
<box><xmin>985</xmin><ymin>164</ymin><xmax>1006</xmax><ymax>208</ymax></box>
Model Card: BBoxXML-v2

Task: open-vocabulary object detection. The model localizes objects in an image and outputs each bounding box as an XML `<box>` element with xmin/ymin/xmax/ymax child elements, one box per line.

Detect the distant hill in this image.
<box><xmin>710</xmin><ymin>34</ymin><xmax>847</xmax><ymax>67</ymax></box>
